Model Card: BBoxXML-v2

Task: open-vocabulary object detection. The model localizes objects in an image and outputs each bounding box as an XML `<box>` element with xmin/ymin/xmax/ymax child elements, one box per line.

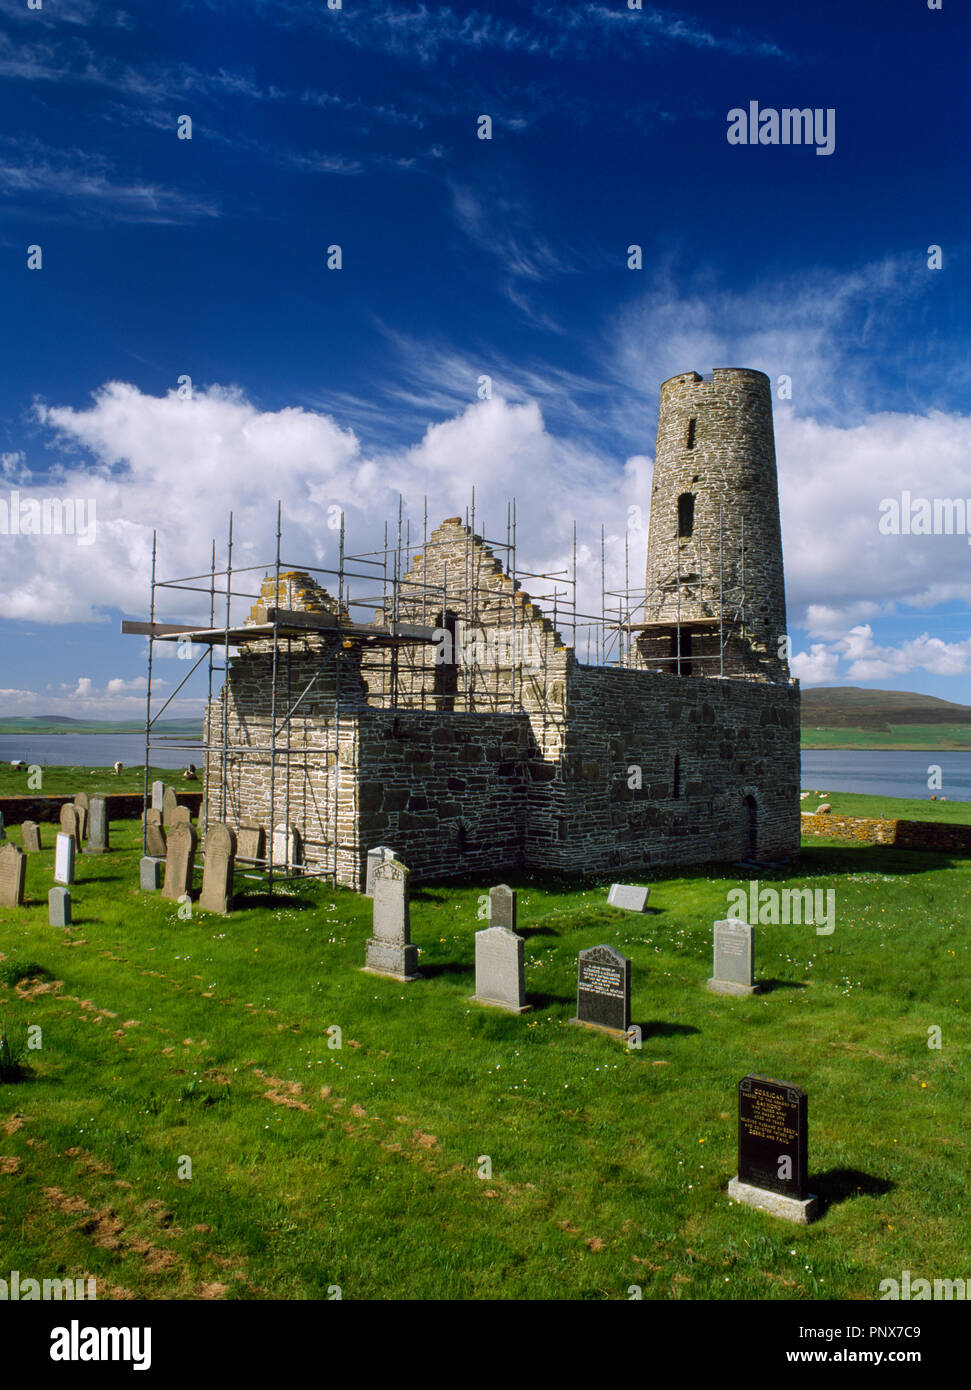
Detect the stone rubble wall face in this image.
<box><xmin>546</xmin><ymin>662</ymin><xmax>802</xmax><ymax>870</ymax></box>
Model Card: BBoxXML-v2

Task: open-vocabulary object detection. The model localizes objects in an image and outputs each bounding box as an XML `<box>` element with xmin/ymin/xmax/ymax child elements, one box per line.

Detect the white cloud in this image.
<box><xmin>790</xmin><ymin>644</ymin><xmax>841</xmax><ymax>685</ymax></box>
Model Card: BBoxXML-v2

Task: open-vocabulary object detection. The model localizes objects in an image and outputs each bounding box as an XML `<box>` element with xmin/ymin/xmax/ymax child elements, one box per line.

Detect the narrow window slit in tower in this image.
<box><xmin>686</xmin><ymin>418</ymin><xmax>696</xmax><ymax>449</ymax></box>
<box><xmin>677</xmin><ymin>492</ymin><xmax>695</xmax><ymax>539</ymax></box>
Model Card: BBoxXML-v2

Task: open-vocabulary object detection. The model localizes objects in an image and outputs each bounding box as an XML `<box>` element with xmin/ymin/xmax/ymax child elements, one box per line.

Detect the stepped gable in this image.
<box><xmin>398</xmin><ymin>517</ymin><xmax>567</xmax><ymax>649</ymax></box>
<box><xmin>245</xmin><ymin>570</ymin><xmax>340</xmax><ymax>627</ymax></box>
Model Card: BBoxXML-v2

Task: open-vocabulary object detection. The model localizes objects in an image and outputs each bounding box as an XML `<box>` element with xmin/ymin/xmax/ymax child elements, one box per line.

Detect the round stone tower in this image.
<box><xmin>635</xmin><ymin>368</ymin><xmax>789</xmax><ymax>681</ymax></box>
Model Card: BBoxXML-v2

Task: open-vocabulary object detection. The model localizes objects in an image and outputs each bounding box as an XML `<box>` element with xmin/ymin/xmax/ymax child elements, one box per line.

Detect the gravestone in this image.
<box><xmin>489</xmin><ymin>884</ymin><xmax>517</xmax><ymax>932</ymax></box>
<box><xmin>143</xmin><ymin>809</ymin><xmax>167</xmax><ymax>859</ymax></box>
<box><xmin>151</xmin><ymin>781</ymin><xmax>165</xmax><ymax>812</ymax></box>
<box><xmin>21</xmin><ymin>821</ymin><xmax>42</xmax><ymax>854</ymax></box>
<box><xmin>84</xmin><ymin>796</ymin><xmax>109</xmax><ymax>855</ymax></box>
<box><xmin>49</xmin><ymin>886</ymin><xmax>72</xmax><ymax>927</ymax></box>
<box><xmin>200</xmin><ymin>823</ymin><xmax>237</xmax><ymax>915</ymax></box>
<box><xmin>272</xmin><ymin>823</ymin><xmax>301</xmax><ymax>871</ymax></box>
<box><xmin>162</xmin><ymin>786</ymin><xmax>179</xmax><ymax>829</ymax></box>
<box><xmin>473</xmin><ymin>926</ymin><xmax>529</xmax><ymax>1013</ymax></box>
<box><xmin>364</xmin><ymin>859</ymin><xmax>420</xmax><ymax>980</ymax></box>
<box><xmin>728</xmin><ymin>1074</ymin><xmax>818</xmax><ymax>1224</ymax></box>
<box><xmin>59</xmin><ymin>803</ymin><xmax>81</xmax><ymax>849</ymax></box>
<box><xmin>0</xmin><ymin>843</ymin><xmax>26</xmax><ymax>907</ymax></box>
<box><xmin>73</xmin><ymin>793</ymin><xmax>89</xmax><ymax>842</ymax></box>
<box><xmin>707</xmin><ymin>920</ymin><xmax>759</xmax><ymax>996</ymax></box>
<box><xmin>54</xmin><ymin>832</ymin><xmax>75</xmax><ymax>885</ymax></box>
<box><xmin>607</xmin><ymin>883</ymin><xmax>650</xmax><ymax>912</ymax></box>
<box><xmin>573</xmin><ymin>944</ymin><xmax>631</xmax><ymax>1035</ymax></box>
<box><xmin>162</xmin><ymin>822</ymin><xmax>197</xmax><ymax>903</ymax></box>
<box><xmin>140</xmin><ymin>856</ymin><xmax>164</xmax><ymax>892</ymax></box>
<box><xmin>169</xmin><ymin>806</ymin><xmax>191</xmax><ymax>828</ymax></box>
<box><xmin>237</xmin><ymin>825</ymin><xmax>265</xmax><ymax>863</ymax></box>
<box><xmin>365</xmin><ymin>845</ymin><xmax>397</xmax><ymax>897</ymax></box>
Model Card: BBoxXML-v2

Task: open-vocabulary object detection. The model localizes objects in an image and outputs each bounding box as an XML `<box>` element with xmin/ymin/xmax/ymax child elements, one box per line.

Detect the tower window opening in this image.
<box><xmin>686</xmin><ymin>418</ymin><xmax>696</xmax><ymax>449</ymax></box>
<box><xmin>673</xmin><ymin>753</ymin><xmax>681</xmax><ymax>798</ymax></box>
<box><xmin>677</xmin><ymin>492</ymin><xmax>695</xmax><ymax>539</ymax></box>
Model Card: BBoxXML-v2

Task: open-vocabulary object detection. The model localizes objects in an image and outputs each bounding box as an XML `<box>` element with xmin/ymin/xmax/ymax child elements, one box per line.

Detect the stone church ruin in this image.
<box><xmin>125</xmin><ymin>369</ymin><xmax>800</xmax><ymax>889</ymax></box>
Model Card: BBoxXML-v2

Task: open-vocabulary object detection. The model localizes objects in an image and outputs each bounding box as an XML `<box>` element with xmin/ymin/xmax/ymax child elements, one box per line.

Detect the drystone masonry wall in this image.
<box><xmin>548</xmin><ymin>661</ymin><xmax>801</xmax><ymax>871</ymax></box>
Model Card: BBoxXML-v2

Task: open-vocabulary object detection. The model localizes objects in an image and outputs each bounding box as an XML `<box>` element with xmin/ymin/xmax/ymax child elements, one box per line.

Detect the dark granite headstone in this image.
<box><xmin>737</xmin><ymin>1074</ymin><xmax>808</xmax><ymax>1200</ymax></box>
<box><xmin>574</xmin><ymin>944</ymin><xmax>631</xmax><ymax>1034</ymax></box>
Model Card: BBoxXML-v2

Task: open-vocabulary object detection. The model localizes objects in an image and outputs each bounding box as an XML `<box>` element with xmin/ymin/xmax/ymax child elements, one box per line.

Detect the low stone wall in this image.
<box><xmin>0</xmin><ymin>791</ymin><xmax>203</xmax><ymax>824</ymax></box>
<box><xmin>801</xmin><ymin>811</ymin><xmax>971</xmax><ymax>853</ymax></box>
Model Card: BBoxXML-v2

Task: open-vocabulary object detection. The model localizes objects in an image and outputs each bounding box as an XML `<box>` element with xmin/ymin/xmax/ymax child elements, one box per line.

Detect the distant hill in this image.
<box><xmin>0</xmin><ymin>717</ymin><xmax>201</xmax><ymax>736</ymax></box>
<box><xmin>801</xmin><ymin>687</ymin><xmax>971</xmax><ymax>730</ymax></box>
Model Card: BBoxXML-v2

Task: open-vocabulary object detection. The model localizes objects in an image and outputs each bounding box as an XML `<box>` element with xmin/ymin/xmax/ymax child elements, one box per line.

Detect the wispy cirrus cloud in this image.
<box><xmin>0</xmin><ymin>138</ymin><xmax>219</xmax><ymax>223</ymax></box>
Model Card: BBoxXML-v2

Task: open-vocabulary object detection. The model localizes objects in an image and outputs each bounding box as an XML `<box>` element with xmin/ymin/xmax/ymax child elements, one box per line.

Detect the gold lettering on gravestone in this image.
<box><xmin>742</xmin><ymin>1086</ymin><xmax>797</xmax><ymax>1146</ymax></box>
<box><xmin>581</xmin><ymin>964</ymin><xmax>622</xmax><ymax>997</ymax></box>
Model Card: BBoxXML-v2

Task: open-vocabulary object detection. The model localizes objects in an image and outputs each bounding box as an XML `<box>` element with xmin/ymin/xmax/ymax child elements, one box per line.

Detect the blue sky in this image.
<box><xmin>1</xmin><ymin>0</ymin><xmax>969</xmax><ymax>717</ymax></box>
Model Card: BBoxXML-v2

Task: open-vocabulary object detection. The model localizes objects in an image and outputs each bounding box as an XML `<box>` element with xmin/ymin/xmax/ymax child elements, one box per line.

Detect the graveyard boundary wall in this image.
<box><xmin>0</xmin><ymin>792</ymin><xmax>203</xmax><ymax>824</ymax></box>
<box><xmin>800</xmin><ymin>812</ymin><xmax>971</xmax><ymax>854</ymax></box>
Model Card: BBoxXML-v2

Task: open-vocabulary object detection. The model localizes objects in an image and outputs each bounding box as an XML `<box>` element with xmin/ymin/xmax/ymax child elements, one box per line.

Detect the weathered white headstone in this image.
<box><xmin>200</xmin><ymin>823</ymin><xmax>236</xmax><ymax>915</ymax></box>
<box><xmin>272</xmin><ymin>823</ymin><xmax>301</xmax><ymax>871</ymax></box>
<box><xmin>0</xmin><ymin>843</ymin><xmax>26</xmax><ymax>907</ymax></box>
<box><xmin>84</xmin><ymin>796</ymin><xmax>109</xmax><ymax>855</ymax></box>
<box><xmin>21</xmin><ymin>821</ymin><xmax>42</xmax><ymax>854</ymax></box>
<box><xmin>364</xmin><ymin>859</ymin><xmax>420</xmax><ymax>980</ymax></box>
<box><xmin>49</xmin><ymin>886</ymin><xmax>72</xmax><ymax>927</ymax></box>
<box><xmin>607</xmin><ymin>884</ymin><xmax>650</xmax><ymax>912</ymax></box>
<box><xmin>237</xmin><ymin>825</ymin><xmax>265</xmax><ymax>863</ymax></box>
<box><xmin>489</xmin><ymin>884</ymin><xmax>517</xmax><ymax>932</ymax></box>
<box><xmin>59</xmin><ymin>803</ymin><xmax>81</xmax><ymax>849</ymax></box>
<box><xmin>54</xmin><ymin>832</ymin><xmax>75</xmax><ymax>886</ymax></box>
<box><xmin>162</xmin><ymin>822</ymin><xmax>197</xmax><ymax>902</ymax></box>
<box><xmin>474</xmin><ymin>926</ymin><xmax>529</xmax><ymax>1013</ymax></box>
<box><xmin>143</xmin><ymin>809</ymin><xmax>166</xmax><ymax>859</ymax></box>
<box><xmin>151</xmin><ymin>780</ymin><xmax>165</xmax><ymax>812</ymax></box>
<box><xmin>365</xmin><ymin>845</ymin><xmax>397</xmax><ymax>896</ymax></box>
<box><xmin>73</xmin><ymin>793</ymin><xmax>89</xmax><ymax>843</ymax></box>
<box><xmin>169</xmin><ymin>805</ymin><xmax>191</xmax><ymax>828</ymax></box>
<box><xmin>707</xmin><ymin>920</ymin><xmax>759</xmax><ymax>996</ymax></box>
<box><xmin>140</xmin><ymin>856</ymin><xmax>164</xmax><ymax>892</ymax></box>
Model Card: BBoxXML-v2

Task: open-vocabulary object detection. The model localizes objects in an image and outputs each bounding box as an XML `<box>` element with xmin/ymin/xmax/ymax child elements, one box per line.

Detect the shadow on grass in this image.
<box><xmin>527</xmin><ymin>992</ymin><xmax>574</xmax><ymax>1010</ymax></box>
<box><xmin>519</xmin><ymin>925</ymin><xmax>559</xmax><ymax>939</ymax></box>
<box><xmin>640</xmin><ymin>1020</ymin><xmax>700</xmax><ymax>1039</ymax></box>
<box><xmin>231</xmin><ymin>893</ymin><xmax>316</xmax><ymax>912</ymax></box>
<box><xmin>758</xmin><ymin>978</ymin><xmax>809</xmax><ymax>994</ymax></box>
<box><xmin>417</xmin><ymin>962</ymin><xmax>472</xmax><ymax>980</ymax></box>
<box><xmin>812</xmin><ymin>1167</ymin><xmax>893</xmax><ymax>1214</ymax></box>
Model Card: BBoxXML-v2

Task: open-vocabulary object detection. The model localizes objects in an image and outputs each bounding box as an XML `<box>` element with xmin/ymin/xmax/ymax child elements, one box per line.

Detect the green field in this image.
<box><xmin>1</xmin><ymin>804</ymin><xmax>968</xmax><ymax>1301</ymax></box>
<box><xmin>799</xmin><ymin>789</ymin><xmax>971</xmax><ymax>824</ymax></box>
<box><xmin>0</xmin><ymin>765</ymin><xmax>198</xmax><ymax>798</ymax></box>
<box><xmin>801</xmin><ymin>724</ymin><xmax>971</xmax><ymax>750</ymax></box>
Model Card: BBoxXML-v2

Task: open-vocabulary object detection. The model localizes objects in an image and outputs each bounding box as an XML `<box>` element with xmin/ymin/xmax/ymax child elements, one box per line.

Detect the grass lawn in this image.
<box><xmin>801</xmin><ymin>724</ymin><xmax>971</xmax><ymax>750</ymax></box>
<box><xmin>0</xmin><ymin>765</ymin><xmax>198</xmax><ymax>798</ymax></box>
<box><xmin>0</xmin><ymin>812</ymin><xmax>968</xmax><ymax>1301</ymax></box>
<box><xmin>799</xmin><ymin>789</ymin><xmax>971</xmax><ymax>824</ymax></box>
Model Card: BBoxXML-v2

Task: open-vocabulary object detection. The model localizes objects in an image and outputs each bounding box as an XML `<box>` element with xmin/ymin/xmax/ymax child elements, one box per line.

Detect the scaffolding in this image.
<box><xmin>124</xmin><ymin>496</ymin><xmax>751</xmax><ymax>890</ymax></box>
